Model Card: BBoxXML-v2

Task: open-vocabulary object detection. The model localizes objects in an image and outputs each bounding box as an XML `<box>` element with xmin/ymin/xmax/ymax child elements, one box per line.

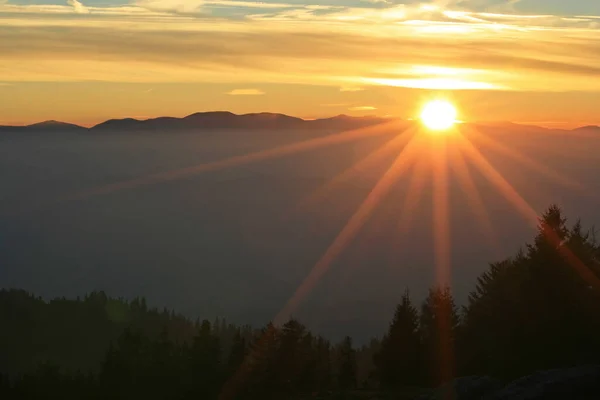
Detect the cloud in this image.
<box><xmin>320</xmin><ymin>103</ymin><xmax>350</xmax><ymax>107</ymax></box>
<box><xmin>348</xmin><ymin>106</ymin><xmax>377</xmax><ymax>111</ymax></box>
<box><xmin>362</xmin><ymin>77</ymin><xmax>499</xmax><ymax>90</ymax></box>
<box><xmin>340</xmin><ymin>86</ymin><xmax>364</xmax><ymax>92</ymax></box>
<box><xmin>226</xmin><ymin>89</ymin><xmax>265</xmax><ymax>95</ymax></box>
<box><xmin>360</xmin><ymin>0</ymin><xmax>390</xmax><ymax>4</ymax></box>
<box><xmin>134</xmin><ymin>0</ymin><xmax>300</xmax><ymax>13</ymax></box>
<box><xmin>209</xmin><ymin>1</ymin><xmax>296</xmax><ymax>9</ymax></box>
<box><xmin>135</xmin><ymin>0</ymin><xmax>204</xmax><ymax>13</ymax></box>
<box><xmin>1</xmin><ymin>3</ymin><xmax>600</xmax><ymax>92</ymax></box>
<box><xmin>67</xmin><ymin>0</ymin><xmax>90</xmax><ymax>14</ymax></box>
<box><xmin>2</xmin><ymin>24</ymin><xmax>600</xmax><ymax>92</ymax></box>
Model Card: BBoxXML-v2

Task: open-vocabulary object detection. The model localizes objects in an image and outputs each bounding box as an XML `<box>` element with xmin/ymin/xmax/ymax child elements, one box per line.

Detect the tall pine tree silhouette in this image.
<box><xmin>337</xmin><ymin>336</ymin><xmax>357</xmax><ymax>391</ymax></box>
<box><xmin>375</xmin><ymin>290</ymin><xmax>423</xmax><ymax>388</ymax></box>
<box><xmin>420</xmin><ymin>287</ymin><xmax>459</xmax><ymax>387</ymax></box>
<box><xmin>461</xmin><ymin>205</ymin><xmax>600</xmax><ymax>378</ymax></box>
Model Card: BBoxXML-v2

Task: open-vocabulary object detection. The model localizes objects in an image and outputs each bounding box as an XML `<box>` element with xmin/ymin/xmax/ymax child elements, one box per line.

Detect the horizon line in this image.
<box><xmin>0</xmin><ymin>110</ymin><xmax>598</xmax><ymax>131</ymax></box>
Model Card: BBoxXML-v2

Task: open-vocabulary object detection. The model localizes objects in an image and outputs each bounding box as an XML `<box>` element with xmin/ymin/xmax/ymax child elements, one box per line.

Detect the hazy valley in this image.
<box><xmin>1</xmin><ymin>116</ymin><xmax>599</xmax><ymax>342</ymax></box>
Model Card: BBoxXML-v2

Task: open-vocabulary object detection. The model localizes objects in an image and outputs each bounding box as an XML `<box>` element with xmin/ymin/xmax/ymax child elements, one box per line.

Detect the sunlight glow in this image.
<box><xmin>420</xmin><ymin>100</ymin><xmax>457</xmax><ymax>131</ymax></box>
<box><xmin>429</xmin><ymin>134</ymin><xmax>451</xmax><ymax>287</ymax></box>
<box><xmin>215</xmin><ymin>117</ymin><xmax>600</xmax><ymax>399</ymax></box>
<box><xmin>363</xmin><ymin>77</ymin><xmax>499</xmax><ymax>90</ymax></box>
<box><xmin>39</xmin><ymin>104</ymin><xmax>598</xmax><ymax>338</ymax></box>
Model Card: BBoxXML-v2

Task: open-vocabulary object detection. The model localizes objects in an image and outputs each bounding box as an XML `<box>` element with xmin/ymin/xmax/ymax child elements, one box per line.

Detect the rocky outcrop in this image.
<box><xmin>486</xmin><ymin>365</ymin><xmax>600</xmax><ymax>400</ymax></box>
<box><xmin>415</xmin><ymin>366</ymin><xmax>600</xmax><ymax>400</ymax></box>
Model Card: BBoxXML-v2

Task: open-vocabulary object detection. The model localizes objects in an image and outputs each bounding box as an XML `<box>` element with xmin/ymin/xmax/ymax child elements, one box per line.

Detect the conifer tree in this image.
<box><xmin>420</xmin><ymin>287</ymin><xmax>459</xmax><ymax>387</ymax></box>
<box><xmin>337</xmin><ymin>336</ymin><xmax>357</xmax><ymax>391</ymax></box>
<box><xmin>375</xmin><ymin>290</ymin><xmax>423</xmax><ymax>388</ymax></box>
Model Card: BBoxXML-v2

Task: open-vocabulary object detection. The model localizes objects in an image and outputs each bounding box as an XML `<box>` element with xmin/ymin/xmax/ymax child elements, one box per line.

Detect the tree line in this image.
<box><xmin>2</xmin><ymin>205</ymin><xmax>600</xmax><ymax>398</ymax></box>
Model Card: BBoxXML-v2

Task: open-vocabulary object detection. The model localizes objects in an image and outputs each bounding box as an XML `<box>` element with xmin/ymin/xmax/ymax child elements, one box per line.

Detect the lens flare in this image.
<box><xmin>420</xmin><ymin>100</ymin><xmax>457</xmax><ymax>131</ymax></box>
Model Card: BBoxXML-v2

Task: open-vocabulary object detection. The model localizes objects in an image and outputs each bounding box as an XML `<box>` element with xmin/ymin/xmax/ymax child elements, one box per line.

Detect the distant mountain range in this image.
<box><xmin>572</xmin><ymin>125</ymin><xmax>600</xmax><ymax>132</ymax></box>
<box><xmin>0</xmin><ymin>112</ymin><xmax>598</xmax><ymax>133</ymax></box>
<box><xmin>0</xmin><ymin>120</ymin><xmax>86</xmax><ymax>133</ymax></box>
<box><xmin>0</xmin><ymin>112</ymin><xmax>388</xmax><ymax>133</ymax></box>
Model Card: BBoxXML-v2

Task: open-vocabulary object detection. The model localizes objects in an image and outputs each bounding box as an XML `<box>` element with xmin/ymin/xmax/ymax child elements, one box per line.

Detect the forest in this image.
<box><xmin>2</xmin><ymin>205</ymin><xmax>600</xmax><ymax>399</ymax></box>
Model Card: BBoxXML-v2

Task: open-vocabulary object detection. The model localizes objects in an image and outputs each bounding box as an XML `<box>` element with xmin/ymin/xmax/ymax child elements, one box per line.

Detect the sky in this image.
<box><xmin>1</xmin><ymin>0</ymin><xmax>600</xmax><ymax>127</ymax></box>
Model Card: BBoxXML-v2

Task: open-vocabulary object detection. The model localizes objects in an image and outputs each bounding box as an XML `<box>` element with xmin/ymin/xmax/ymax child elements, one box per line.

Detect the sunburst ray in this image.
<box><xmin>67</xmin><ymin>121</ymin><xmax>401</xmax><ymax>200</ymax></box>
<box><xmin>274</xmin><ymin>132</ymin><xmax>426</xmax><ymax>325</ymax></box>
<box><xmin>393</xmin><ymin>155</ymin><xmax>429</xmax><ymax>243</ymax></box>
<box><xmin>463</xmin><ymin>126</ymin><xmax>584</xmax><ymax>192</ymax></box>
<box><xmin>450</xmin><ymin>142</ymin><xmax>501</xmax><ymax>255</ymax></box>
<box><xmin>294</xmin><ymin>126</ymin><xmax>417</xmax><ymax>212</ymax></box>
<box><xmin>430</xmin><ymin>133</ymin><xmax>451</xmax><ymax>287</ymax></box>
<box><xmin>457</xmin><ymin>132</ymin><xmax>539</xmax><ymax>225</ymax></box>
<box><xmin>429</xmin><ymin>131</ymin><xmax>456</xmax><ymax>391</ymax></box>
<box><xmin>0</xmin><ymin>120</ymin><xmax>404</xmax><ymax>219</ymax></box>
<box><xmin>458</xmin><ymin>132</ymin><xmax>600</xmax><ymax>290</ymax></box>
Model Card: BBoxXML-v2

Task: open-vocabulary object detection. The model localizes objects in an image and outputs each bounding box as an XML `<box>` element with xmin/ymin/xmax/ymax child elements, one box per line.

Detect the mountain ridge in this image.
<box><xmin>573</xmin><ymin>125</ymin><xmax>600</xmax><ymax>132</ymax></box>
<box><xmin>0</xmin><ymin>120</ymin><xmax>87</xmax><ymax>133</ymax></box>
<box><xmin>0</xmin><ymin>112</ymin><xmax>597</xmax><ymax>133</ymax></box>
<box><xmin>90</xmin><ymin>111</ymin><xmax>383</xmax><ymax>132</ymax></box>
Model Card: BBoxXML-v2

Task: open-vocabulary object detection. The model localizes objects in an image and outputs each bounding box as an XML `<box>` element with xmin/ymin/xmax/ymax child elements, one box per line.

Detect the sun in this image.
<box><xmin>420</xmin><ymin>100</ymin><xmax>457</xmax><ymax>131</ymax></box>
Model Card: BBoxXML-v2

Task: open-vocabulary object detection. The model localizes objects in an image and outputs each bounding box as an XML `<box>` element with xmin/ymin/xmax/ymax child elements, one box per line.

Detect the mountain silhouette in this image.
<box><xmin>91</xmin><ymin>112</ymin><xmax>386</xmax><ymax>132</ymax></box>
<box><xmin>572</xmin><ymin>125</ymin><xmax>600</xmax><ymax>132</ymax></box>
<box><xmin>0</xmin><ymin>120</ymin><xmax>86</xmax><ymax>133</ymax></box>
<box><xmin>469</xmin><ymin>121</ymin><xmax>553</xmax><ymax>132</ymax></box>
<box><xmin>1</xmin><ymin>113</ymin><xmax>388</xmax><ymax>133</ymax></box>
<box><xmin>1</xmin><ymin>113</ymin><xmax>598</xmax><ymax>133</ymax></box>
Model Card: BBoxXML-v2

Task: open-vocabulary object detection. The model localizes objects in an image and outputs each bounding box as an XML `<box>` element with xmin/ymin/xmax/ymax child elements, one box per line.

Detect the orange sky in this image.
<box><xmin>1</xmin><ymin>1</ymin><xmax>600</xmax><ymax>127</ymax></box>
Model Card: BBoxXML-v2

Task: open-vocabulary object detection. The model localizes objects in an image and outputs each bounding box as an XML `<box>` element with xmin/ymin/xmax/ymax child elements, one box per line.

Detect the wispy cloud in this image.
<box><xmin>0</xmin><ymin>2</ymin><xmax>599</xmax><ymax>92</ymax></box>
<box><xmin>134</xmin><ymin>0</ymin><xmax>301</xmax><ymax>13</ymax></box>
<box><xmin>360</xmin><ymin>0</ymin><xmax>390</xmax><ymax>4</ymax></box>
<box><xmin>348</xmin><ymin>106</ymin><xmax>377</xmax><ymax>111</ymax></box>
<box><xmin>135</xmin><ymin>0</ymin><xmax>204</xmax><ymax>13</ymax></box>
<box><xmin>226</xmin><ymin>89</ymin><xmax>265</xmax><ymax>95</ymax></box>
<box><xmin>362</xmin><ymin>77</ymin><xmax>500</xmax><ymax>90</ymax></box>
<box><xmin>209</xmin><ymin>1</ymin><xmax>297</xmax><ymax>9</ymax></box>
<box><xmin>67</xmin><ymin>0</ymin><xmax>89</xmax><ymax>14</ymax></box>
<box><xmin>340</xmin><ymin>86</ymin><xmax>364</xmax><ymax>92</ymax></box>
